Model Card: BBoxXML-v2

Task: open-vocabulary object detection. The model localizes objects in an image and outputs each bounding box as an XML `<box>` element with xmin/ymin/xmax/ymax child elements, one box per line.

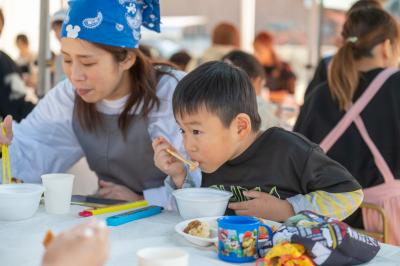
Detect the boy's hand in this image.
<box><xmin>152</xmin><ymin>137</ymin><xmax>186</xmax><ymax>188</ymax></box>
<box><xmin>0</xmin><ymin>115</ymin><xmax>13</xmax><ymax>145</ymax></box>
<box><xmin>228</xmin><ymin>190</ymin><xmax>294</xmax><ymax>222</ymax></box>
<box><xmin>42</xmin><ymin>220</ymin><xmax>109</xmax><ymax>266</ymax></box>
<box><xmin>98</xmin><ymin>180</ymin><xmax>143</xmax><ymax>201</ymax></box>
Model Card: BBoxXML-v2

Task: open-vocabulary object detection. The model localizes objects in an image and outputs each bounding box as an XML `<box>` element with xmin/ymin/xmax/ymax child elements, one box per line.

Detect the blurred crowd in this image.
<box><xmin>0</xmin><ymin>8</ymin><xmax>299</xmax><ymax>127</ymax></box>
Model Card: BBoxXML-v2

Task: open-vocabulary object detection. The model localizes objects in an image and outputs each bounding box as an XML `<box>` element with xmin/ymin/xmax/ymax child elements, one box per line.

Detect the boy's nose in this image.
<box><xmin>184</xmin><ymin>140</ymin><xmax>198</xmax><ymax>153</ymax></box>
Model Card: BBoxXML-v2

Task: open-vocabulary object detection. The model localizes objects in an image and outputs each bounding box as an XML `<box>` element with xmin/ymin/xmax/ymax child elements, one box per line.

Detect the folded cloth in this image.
<box><xmin>271</xmin><ymin>211</ymin><xmax>380</xmax><ymax>266</ymax></box>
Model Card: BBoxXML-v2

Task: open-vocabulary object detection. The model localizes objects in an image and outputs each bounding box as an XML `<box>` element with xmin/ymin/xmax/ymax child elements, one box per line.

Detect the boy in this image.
<box><xmin>153</xmin><ymin>61</ymin><xmax>362</xmax><ymax>222</ymax></box>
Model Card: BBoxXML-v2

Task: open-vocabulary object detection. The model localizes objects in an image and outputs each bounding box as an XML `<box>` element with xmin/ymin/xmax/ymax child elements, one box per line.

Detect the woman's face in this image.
<box><xmin>61</xmin><ymin>38</ymin><xmax>135</xmax><ymax>103</ymax></box>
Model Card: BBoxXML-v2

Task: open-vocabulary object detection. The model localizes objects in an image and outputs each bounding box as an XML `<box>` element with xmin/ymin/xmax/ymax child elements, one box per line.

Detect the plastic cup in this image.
<box><xmin>41</xmin><ymin>173</ymin><xmax>75</xmax><ymax>214</ymax></box>
<box><xmin>137</xmin><ymin>247</ymin><xmax>188</xmax><ymax>266</ymax></box>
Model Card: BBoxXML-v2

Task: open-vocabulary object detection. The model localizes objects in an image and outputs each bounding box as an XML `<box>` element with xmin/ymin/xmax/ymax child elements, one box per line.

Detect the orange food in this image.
<box><xmin>256</xmin><ymin>242</ymin><xmax>314</xmax><ymax>266</ymax></box>
<box><xmin>43</xmin><ymin>230</ymin><xmax>55</xmax><ymax>248</ymax></box>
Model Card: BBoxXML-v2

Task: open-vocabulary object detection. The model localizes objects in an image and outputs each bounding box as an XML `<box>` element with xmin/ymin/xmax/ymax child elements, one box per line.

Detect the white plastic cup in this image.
<box><xmin>137</xmin><ymin>247</ymin><xmax>189</xmax><ymax>266</ymax></box>
<box><xmin>41</xmin><ymin>173</ymin><xmax>75</xmax><ymax>214</ymax></box>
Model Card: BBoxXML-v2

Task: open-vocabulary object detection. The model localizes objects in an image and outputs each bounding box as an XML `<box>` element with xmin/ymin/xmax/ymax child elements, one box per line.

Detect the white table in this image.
<box><xmin>1</xmin><ymin>205</ymin><xmax>400</xmax><ymax>266</ymax></box>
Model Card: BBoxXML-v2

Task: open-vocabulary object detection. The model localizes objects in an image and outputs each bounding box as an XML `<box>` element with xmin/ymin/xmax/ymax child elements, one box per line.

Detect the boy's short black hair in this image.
<box><xmin>173</xmin><ymin>61</ymin><xmax>261</xmax><ymax>131</ymax></box>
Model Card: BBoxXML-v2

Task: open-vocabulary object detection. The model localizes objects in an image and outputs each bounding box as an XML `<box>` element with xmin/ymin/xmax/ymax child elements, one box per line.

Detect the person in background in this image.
<box><xmin>51</xmin><ymin>8</ymin><xmax>68</xmax><ymax>85</ymax></box>
<box><xmin>222</xmin><ymin>50</ymin><xmax>286</xmax><ymax>130</ymax></box>
<box><xmin>294</xmin><ymin>7</ymin><xmax>400</xmax><ymax>228</ymax></box>
<box><xmin>138</xmin><ymin>44</ymin><xmax>153</xmax><ymax>59</ymax></box>
<box><xmin>304</xmin><ymin>0</ymin><xmax>384</xmax><ymax>99</ymax></box>
<box><xmin>186</xmin><ymin>22</ymin><xmax>240</xmax><ymax>71</ymax></box>
<box><xmin>169</xmin><ymin>50</ymin><xmax>191</xmax><ymax>71</ymax></box>
<box><xmin>42</xmin><ymin>220</ymin><xmax>109</xmax><ymax>266</ymax></box>
<box><xmin>153</xmin><ymin>61</ymin><xmax>362</xmax><ymax>222</ymax></box>
<box><xmin>0</xmin><ymin>9</ymin><xmax>36</xmax><ymax>122</ymax></box>
<box><xmin>253</xmin><ymin>31</ymin><xmax>296</xmax><ymax>104</ymax></box>
<box><xmin>0</xmin><ymin>0</ymin><xmax>188</xmax><ymax>207</ymax></box>
<box><xmin>15</xmin><ymin>33</ymin><xmax>37</xmax><ymax>88</ymax></box>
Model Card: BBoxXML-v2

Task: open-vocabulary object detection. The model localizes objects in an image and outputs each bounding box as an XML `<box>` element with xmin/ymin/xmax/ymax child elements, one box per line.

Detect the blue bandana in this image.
<box><xmin>61</xmin><ymin>0</ymin><xmax>160</xmax><ymax>48</ymax></box>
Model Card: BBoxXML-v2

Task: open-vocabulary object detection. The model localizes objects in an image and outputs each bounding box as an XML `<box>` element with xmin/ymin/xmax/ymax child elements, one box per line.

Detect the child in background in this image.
<box><xmin>153</xmin><ymin>61</ymin><xmax>363</xmax><ymax>222</ymax></box>
<box><xmin>222</xmin><ymin>50</ymin><xmax>287</xmax><ymax>130</ymax></box>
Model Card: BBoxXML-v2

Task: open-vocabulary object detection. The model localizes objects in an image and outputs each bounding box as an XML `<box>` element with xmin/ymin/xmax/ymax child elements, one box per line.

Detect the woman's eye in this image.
<box><xmin>179</xmin><ymin>128</ymin><xmax>185</xmax><ymax>134</ymax></box>
<box><xmin>192</xmin><ymin>130</ymin><xmax>200</xmax><ymax>135</ymax></box>
<box><xmin>82</xmin><ymin>63</ymin><xmax>96</xmax><ymax>67</ymax></box>
<box><xmin>63</xmin><ymin>60</ymin><xmax>72</xmax><ymax>64</ymax></box>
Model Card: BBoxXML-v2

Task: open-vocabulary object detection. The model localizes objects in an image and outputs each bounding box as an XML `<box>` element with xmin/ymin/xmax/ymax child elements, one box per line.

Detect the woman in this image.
<box><xmin>0</xmin><ymin>0</ymin><xmax>187</xmax><ymax>206</ymax></box>
<box><xmin>294</xmin><ymin>7</ymin><xmax>400</xmax><ymax>228</ymax></box>
<box><xmin>253</xmin><ymin>31</ymin><xmax>296</xmax><ymax>103</ymax></box>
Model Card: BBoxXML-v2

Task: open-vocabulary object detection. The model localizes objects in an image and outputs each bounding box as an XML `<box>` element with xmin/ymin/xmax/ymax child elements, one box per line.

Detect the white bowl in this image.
<box><xmin>0</xmin><ymin>184</ymin><xmax>44</xmax><ymax>221</ymax></box>
<box><xmin>173</xmin><ymin>188</ymin><xmax>232</xmax><ymax>220</ymax></box>
<box><xmin>175</xmin><ymin>216</ymin><xmax>219</xmax><ymax>247</ymax></box>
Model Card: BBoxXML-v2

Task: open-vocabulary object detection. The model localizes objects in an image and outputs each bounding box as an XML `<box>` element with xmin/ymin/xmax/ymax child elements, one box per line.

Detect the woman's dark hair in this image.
<box><xmin>328</xmin><ymin>8</ymin><xmax>399</xmax><ymax>110</ymax></box>
<box><xmin>74</xmin><ymin>43</ymin><xmax>174</xmax><ymax>134</ymax></box>
<box><xmin>173</xmin><ymin>61</ymin><xmax>261</xmax><ymax>132</ymax></box>
<box><xmin>222</xmin><ymin>50</ymin><xmax>265</xmax><ymax>80</ymax></box>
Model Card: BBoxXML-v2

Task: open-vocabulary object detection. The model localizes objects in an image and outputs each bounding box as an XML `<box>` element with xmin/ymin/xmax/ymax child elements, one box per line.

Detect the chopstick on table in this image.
<box><xmin>166</xmin><ymin>148</ymin><xmax>199</xmax><ymax>171</ymax></box>
<box><xmin>1</xmin><ymin>122</ymin><xmax>11</xmax><ymax>184</ymax></box>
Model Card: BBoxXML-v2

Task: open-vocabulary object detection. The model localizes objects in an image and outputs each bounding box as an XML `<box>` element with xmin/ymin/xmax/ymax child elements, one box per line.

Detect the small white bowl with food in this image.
<box><xmin>175</xmin><ymin>216</ymin><xmax>219</xmax><ymax>247</ymax></box>
<box><xmin>173</xmin><ymin>188</ymin><xmax>232</xmax><ymax>220</ymax></box>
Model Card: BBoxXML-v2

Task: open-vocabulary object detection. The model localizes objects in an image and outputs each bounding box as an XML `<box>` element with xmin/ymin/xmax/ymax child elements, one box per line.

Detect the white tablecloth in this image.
<box><xmin>1</xmin><ymin>205</ymin><xmax>400</xmax><ymax>266</ymax></box>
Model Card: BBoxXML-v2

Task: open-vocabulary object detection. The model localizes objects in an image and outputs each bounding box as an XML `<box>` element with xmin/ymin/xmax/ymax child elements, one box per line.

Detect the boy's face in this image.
<box><xmin>176</xmin><ymin>107</ymin><xmax>243</xmax><ymax>173</ymax></box>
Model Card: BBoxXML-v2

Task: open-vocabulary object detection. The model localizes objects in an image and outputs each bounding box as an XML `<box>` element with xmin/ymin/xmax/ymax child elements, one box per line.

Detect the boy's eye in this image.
<box><xmin>192</xmin><ymin>130</ymin><xmax>200</xmax><ymax>135</ymax></box>
<box><xmin>179</xmin><ymin>128</ymin><xmax>185</xmax><ymax>134</ymax></box>
<box><xmin>63</xmin><ymin>60</ymin><xmax>72</xmax><ymax>64</ymax></box>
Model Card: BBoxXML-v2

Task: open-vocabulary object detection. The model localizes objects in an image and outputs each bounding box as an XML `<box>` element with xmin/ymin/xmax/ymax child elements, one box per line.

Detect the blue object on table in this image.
<box><xmin>106</xmin><ymin>205</ymin><xmax>163</xmax><ymax>226</ymax></box>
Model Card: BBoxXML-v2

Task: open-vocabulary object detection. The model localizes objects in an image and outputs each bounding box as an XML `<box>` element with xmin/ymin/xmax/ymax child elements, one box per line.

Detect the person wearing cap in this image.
<box><xmin>0</xmin><ymin>0</ymin><xmax>195</xmax><ymax>207</ymax></box>
<box><xmin>51</xmin><ymin>8</ymin><xmax>68</xmax><ymax>85</ymax></box>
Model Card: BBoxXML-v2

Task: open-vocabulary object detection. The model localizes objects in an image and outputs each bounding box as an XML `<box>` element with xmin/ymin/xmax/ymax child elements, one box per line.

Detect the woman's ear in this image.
<box><xmin>120</xmin><ymin>51</ymin><xmax>136</xmax><ymax>70</ymax></box>
<box><xmin>381</xmin><ymin>39</ymin><xmax>393</xmax><ymax>60</ymax></box>
<box><xmin>381</xmin><ymin>39</ymin><xmax>399</xmax><ymax>67</ymax></box>
<box><xmin>233</xmin><ymin>113</ymin><xmax>252</xmax><ymax>138</ymax></box>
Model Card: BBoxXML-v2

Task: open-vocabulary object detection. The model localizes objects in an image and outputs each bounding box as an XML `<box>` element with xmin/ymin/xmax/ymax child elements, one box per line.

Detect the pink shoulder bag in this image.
<box><xmin>320</xmin><ymin>68</ymin><xmax>400</xmax><ymax>245</ymax></box>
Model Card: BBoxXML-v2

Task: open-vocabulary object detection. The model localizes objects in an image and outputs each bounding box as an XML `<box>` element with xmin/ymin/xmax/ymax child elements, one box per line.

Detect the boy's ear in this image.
<box><xmin>234</xmin><ymin>113</ymin><xmax>252</xmax><ymax>137</ymax></box>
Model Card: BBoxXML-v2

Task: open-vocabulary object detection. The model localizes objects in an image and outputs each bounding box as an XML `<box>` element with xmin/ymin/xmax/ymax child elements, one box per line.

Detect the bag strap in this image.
<box><xmin>353</xmin><ymin>116</ymin><xmax>395</xmax><ymax>183</ymax></box>
<box><xmin>320</xmin><ymin>68</ymin><xmax>398</xmax><ymax>152</ymax></box>
<box><xmin>319</xmin><ymin>68</ymin><xmax>398</xmax><ymax>184</ymax></box>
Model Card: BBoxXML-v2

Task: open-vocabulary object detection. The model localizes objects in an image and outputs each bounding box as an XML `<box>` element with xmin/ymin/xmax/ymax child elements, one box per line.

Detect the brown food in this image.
<box><xmin>43</xmin><ymin>230</ymin><xmax>54</xmax><ymax>248</ymax></box>
<box><xmin>183</xmin><ymin>220</ymin><xmax>210</xmax><ymax>238</ymax></box>
<box><xmin>184</xmin><ymin>220</ymin><xmax>201</xmax><ymax>233</ymax></box>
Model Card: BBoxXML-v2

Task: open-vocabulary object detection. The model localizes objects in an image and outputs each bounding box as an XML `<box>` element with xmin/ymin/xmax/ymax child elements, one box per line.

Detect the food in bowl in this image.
<box><xmin>184</xmin><ymin>220</ymin><xmax>211</xmax><ymax>238</ymax></box>
<box><xmin>173</xmin><ymin>188</ymin><xmax>233</xmax><ymax>220</ymax></box>
<box><xmin>175</xmin><ymin>216</ymin><xmax>219</xmax><ymax>247</ymax></box>
<box><xmin>0</xmin><ymin>183</ymin><xmax>44</xmax><ymax>221</ymax></box>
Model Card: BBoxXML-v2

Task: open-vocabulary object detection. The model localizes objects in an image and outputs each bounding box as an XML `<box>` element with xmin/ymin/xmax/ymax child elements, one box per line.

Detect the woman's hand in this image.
<box><xmin>228</xmin><ymin>190</ymin><xmax>294</xmax><ymax>222</ymax></box>
<box><xmin>0</xmin><ymin>115</ymin><xmax>13</xmax><ymax>145</ymax></box>
<box><xmin>98</xmin><ymin>180</ymin><xmax>144</xmax><ymax>201</ymax></box>
<box><xmin>42</xmin><ymin>220</ymin><xmax>109</xmax><ymax>266</ymax></box>
<box><xmin>152</xmin><ymin>137</ymin><xmax>186</xmax><ymax>188</ymax></box>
